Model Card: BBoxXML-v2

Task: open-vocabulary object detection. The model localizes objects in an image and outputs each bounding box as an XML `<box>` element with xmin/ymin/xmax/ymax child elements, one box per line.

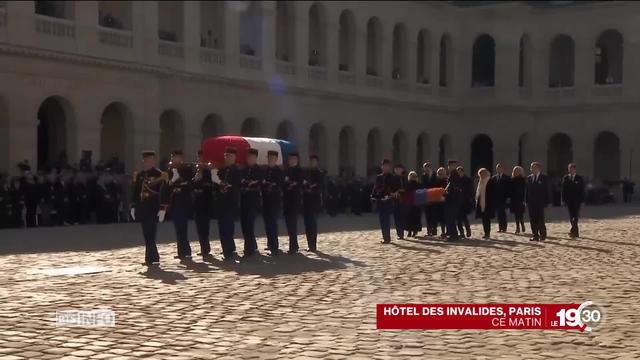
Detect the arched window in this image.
<box><xmin>159</xmin><ymin>109</ymin><xmax>184</xmax><ymax>164</ymax></box>
<box><xmin>416</xmin><ymin>29</ymin><xmax>431</xmax><ymax>84</ymax></box>
<box><xmin>308</xmin><ymin>3</ymin><xmax>327</xmax><ymax>67</ymax></box>
<box><xmin>595</xmin><ymin>30</ymin><xmax>623</xmax><ymax>85</ymax></box>
<box><xmin>157</xmin><ymin>1</ymin><xmax>183</xmax><ymax>42</ymax></box>
<box><xmin>518</xmin><ymin>34</ymin><xmax>531</xmax><ymax>88</ymax></box>
<box><xmin>200</xmin><ymin>1</ymin><xmax>224</xmax><ymax>49</ymax></box>
<box><xmin>547</xmin><ymin>133</ymin><xmax>573</xmax><ymax>179</ymax></box>
<box><xmin>239</xmin><ymin>1</ymin><xmax>262</xmax><ymax>56</ymax></box>
<box><xmin>100</xmin><ymin>102</ymin><xmax>133</xmax><ymax>171</ymax></box>
<box><xmin>201</xmin><ymin>114</ymin><xmax>224</xmax><ymax>141</ymax></box>
<box><xmin>470</xmin><ymin>134</ymin><xmax>494</xmax><ymax>174</ymax></box>
<box><xmin>338</xmin><ymin>126</ymin><xmax>356</xmax><ymax>177</ymax></box>
<box><xmin>392</xmin><ymin>23</ymin><xmax>408</xmax><ymax>80</ymax></box>
<box><xmin>275</xmin><ymin>1</ymin><xmax>294</xmax><ymax>62</ymax></box>
<box><xmin>338</xmin><ymin>10</ymin><xmax>355</xmax><ymax>72</ymax></box>
<box><xmin>366</xmin><ymin>128</ymin><xmax>382</xmax><ymax>176</ymax></box>
<box><xmin>366</xmin><ymin>17</ymin><xmax>382</xmax><ymax>76</ymax></box>
<box><xmin>240</xmin><ymin>117</ymin><xmax>261</xmax><ymax>137</ymax></box>
<box><xmin>98</xmin><ymin>1</ymin><xmax>132</xmax><ymax>31</ymax></box>
<box><xmin>471</xmin><ymin>34</ymin><xmax>495</xmax><ymax>87</ymax></box>
<box><xmin>439</xmin><ymin>34</ymin><xmax>452</xmax><ymax>87</ymax></box>
<box><xmin>37</xmin><ymin>96</ymin><xmax>75</xmax><ymax>171</ymax></box>
<box><xmin>549</xmin><ymin>34</ymin><xmax>575</xmax><ymax>88</ymax></box>
<box><xmin>35</xmin><ymin>0</ymin><xmax>74</xmax><ymax>19</ymax></box>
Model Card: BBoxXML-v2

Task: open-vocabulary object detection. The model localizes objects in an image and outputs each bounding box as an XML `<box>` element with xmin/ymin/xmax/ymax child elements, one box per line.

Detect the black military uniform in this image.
<box><xmin>240</xmin><ymin>148</ymin><xmax>263</xmax><ymax>257</ymax></box>
<box><xmin>0</xmin><ymin>177</ymin><xmax>11</xmax><ymax>228</ymax></box>
<box><xmin>96</xmin><ymin>171</ymin><xmax>120</xmax><ymax>224</ymax></box>
<box><xmin>192</xmin><ymin>158</ymin><xmax>214</xmax><ymax>256</ymax></box>
<box><xmin>217</xmin><ymin>147</ymin><xmax>241</xmax><ymax>260</ymax></box>
<box><xmin>131</xmin><ymin>151</ymin><xmax>168</xmax><ymax>265</ymax></box>
<box><xmin>458</xmin><ymin>172</ymin><xmax>474</xmax><ymax>238</ymax></box>
<box><xmin>302</xmin><ymin>155</ymin><xmax>324</xmax><ymax>251</ymax></box>
<box><xmin>262</xmin><ymin>151</ymin><xmax>284</xmax><ymax>255</ymax></box>
<box><xmin>9</xmin><ymin>178</ymin><xmax>25</xmax><ymax>228</ymax></box>
<box><xmin>283</xmin><ymin>153</ymin><xmax>303</xmax><ymax>253</ymax></box>
<box><xmin>22</xmin><ymin>174</ymin><xmax>41</xmax><ymax>227</ymax></box>
<box><xmin>167</xmin><ymin>150</ymin><xmax>194</xmax><ymax>259</ymax></box>
<box><xmin>371</xmin><ymin>159</ymin><xmax>394</xmax><ymax>243</ymax></box>
<box><xmin>561</xmin><ymin>171</ymin><xmax>585</xmax><ymax>238</ymax></box>
<box><xmin>71</xmin><ymin>173</ymin><xmax>89</xmax><ymax>225</ymax></box>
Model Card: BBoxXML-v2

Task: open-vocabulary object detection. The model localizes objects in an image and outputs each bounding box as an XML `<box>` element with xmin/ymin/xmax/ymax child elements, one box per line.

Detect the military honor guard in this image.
<box><xmin>262</xmin><ymin>150</ymin><xmax>284</xmax><ymax>255</ymax></box>
<box><xmin>131</xmin><ymin>151</ymin><xmax>168</xmax><ymax>266</ymax></box>
<box><xmin>371</xmin><ymin>159</ymin><xmax>394</xmax><ymax>243</ymax></box>
<box><xmin>0</xmin><ymin>175</ymin><xmax>11</xmax><ymax>229</ymax></box>
<box><xmin>217</xmin><ymin>147</ymin><xmax>241</xmax><ymax>261</ymax></box>
<box><xmin>192</xmin><ymin>150</ymin><xmax>214</xmax><ymax>256</ymax></box>
<box><xmin>444</xmin><ymin>160</ymin><xmax>463</xmax><ymax>240</ymax></box>
<box><xmin>283</xmin><ymin>152</ymin><xmax>303</xmax><ymax>254</ymax></box>
<box><xmin>561</xmin><ymin>163</ymin><xmax>585</xmax><ymax>238</ymax></box>
<box><xmin>240</xmin><ymin>148</ymin><xmax>263</xmax><ymax>257</ymax></box>
<box><xmin>302</xmin><ymin>154</ymin><xmax>324</xmax><ymax>252</ymax></box>
<box><xmin>167</xmin><ymin>150</ymin><xmax>194</xmax><ymax>259</ymax></box>
<box><xmin>526</xmin><ymin>162</ymin><xmax>549</xmax><ymax>241</ymax></box>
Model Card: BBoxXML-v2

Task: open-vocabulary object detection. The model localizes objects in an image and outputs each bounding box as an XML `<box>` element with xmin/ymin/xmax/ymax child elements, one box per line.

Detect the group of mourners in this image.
<box><xmin>372</xmin><ymin>159</ymin><xmax>586</xmax><ymax>242</ymax></box>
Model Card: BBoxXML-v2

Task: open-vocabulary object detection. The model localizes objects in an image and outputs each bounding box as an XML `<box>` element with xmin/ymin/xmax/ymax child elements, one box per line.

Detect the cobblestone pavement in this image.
<box><xmin>1</xmin><ymin>205</ymin><xmax>640</xmax><ymax>359</ymax></box>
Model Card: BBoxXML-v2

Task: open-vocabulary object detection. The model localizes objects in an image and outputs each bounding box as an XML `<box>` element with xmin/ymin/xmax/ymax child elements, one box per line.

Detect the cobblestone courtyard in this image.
<box><xmin>1</xmin><ymin>205</ymin><xmax>639</xmax><ymax>359</ymax></box>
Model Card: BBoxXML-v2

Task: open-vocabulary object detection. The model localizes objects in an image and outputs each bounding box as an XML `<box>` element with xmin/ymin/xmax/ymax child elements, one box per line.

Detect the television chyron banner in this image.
<box><xmin>376</xmin><ymin>301</ymin><xmax>604</xmax><ymax>332</ymax></box>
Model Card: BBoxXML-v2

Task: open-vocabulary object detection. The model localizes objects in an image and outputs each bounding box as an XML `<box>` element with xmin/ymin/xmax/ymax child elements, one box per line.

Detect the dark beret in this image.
<box><xmin>267</xmin><ymin>150</ymin><xmax>279</xmax><ymax>157</ymax></box>
<box><xmin>247</xmin><ymin>148</ymin><xmax>259</xmax><ymax>156</ymax></box>
<box><xmin>224</xmin><ymin>147</ymin><xmax>237</xmax><ymax>155</ymax></box>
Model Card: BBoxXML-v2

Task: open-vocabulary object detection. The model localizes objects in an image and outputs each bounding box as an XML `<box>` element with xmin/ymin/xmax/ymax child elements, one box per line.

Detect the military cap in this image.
<box><xmin>447</xmin><ymin>159</ymin><xmax>459</xmax><ymax>165</ymax></box>
<box><xmin>267</xmin><ymin>150</ymin><xmax>279</xmax><ymax>157</ymax></box>
<box><xmin>224</xmin><ymin>147</ymin><xmax>237</xmax><ymax>155</ymax></box>
<box><xmin>288</xmin><ymin>151</ymin><xmax>299</xmax><ymax>158</ymax></box>
<box><xmin>247</xmin><ymin>148</ymin><xmax>259</xmax><ymax>156</ymax></box>
<box><xmin>17</xmin><ymin>161</ymin><xmax>31</xmax><ymax>172</ymax></box>
<box><xmin>141</xmin><ymin>150</ymin><xmax>156</xmax><ymax>158</ymax></box>
<box><xmin>381</xmin><ymin>159</ymin><xmax>392</xmax><ymax>165</ymax></box>
<box><xmin>171</xmin><ymin>149</ymin><xmax>184</xmax><ymax>156</ymax></box>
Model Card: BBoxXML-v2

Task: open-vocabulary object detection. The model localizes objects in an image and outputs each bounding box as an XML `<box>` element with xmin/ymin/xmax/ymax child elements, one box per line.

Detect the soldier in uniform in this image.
<box><xmin>302</xmin><ymin>154</ymin><xmax>324</xmax><ymax>252</ymax></box>
<box><xmin>262</xmin><ymin>151</ymin><xmax>283</xmax><ymax>255</ymax></box>
<box><xmin>131</xmin><ymin>151</ymin><xmax>168</xmax><ymax>266</ymax></box>
<box><xmin>283</xmin><ymin>152</ymin><xmax>303</xmax><ymax>254</ymax></box>
<box><xmin>192</xmin><ymin>151</ymin><xmax>213</xmax><ymax>256</ymax></box>
<box><xmin>217</xmin><ymin>147</ymin><xmax>241</xmax><ymax>261</ymax></box>
<box><xmin>167</xmin><ymin>150</ymin><xmax>194</xmax><ymax>259</ymax></box>
<box><xmin>22</xmin><ymin>171</ymin><xmax>41</xmax><ymax>227</ymax></box>
<box><xmin>240</xmin><ymin>148</ymin><xmax>263</xmax><ymax>258</ymax></box>
<box><xmin>71</xmin><ymin>171</ymin><xmax>89</xmax><ymax>225</ymax></box>
<box><xmin>371</xmin><ymin>159</ymin><xmax>394</xmax><ymax>243</ymax></box>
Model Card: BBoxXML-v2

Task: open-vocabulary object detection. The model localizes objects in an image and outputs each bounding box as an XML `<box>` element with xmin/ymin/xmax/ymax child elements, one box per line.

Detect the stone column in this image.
<box><xmin>572</xmin><ymin>135</ymin><xmax>592</xmax><ymax>180</ymax></box>
<box><xmin>530</xmin><ymin>36</ymin><xmax>548</xmax><ymax>100</ymax></box>
<box><xmin>495</xmin><ymin>37</ymin><xmax>519</xmax><ymax>101</ymax></box>
<box><xmin>183</xmin><ymin>1</ymin><xmax>201</xmax><ymax>73</ymax></box>
<box><xmin>5</xmin><ymin>1</ymin><xmax>36</xmax><ymax>46</ymax></box>
<box><xmin>354</xmin><ymin>128</ymin><xmax>367</xmax><ymax>177</ymax></box>
<box><xmin>573</xmin><ymin>34</ymin><xmax>593</xmax><ymax>100</ymax></box>
<box><xmin>136</xmin><ymin>1</ymin><xmax>158</xmax><ymax>65</ymax></box>
<box><xmin>294</xmin><ymin>4</ymin><xmax>309</xmax><ymax>86</ymax></box>
<box><xmin>406</xmin><ymin>25</ymin><xmax>418</xmax><ymax>92</ymax></box>
<box><xmin>353</xmin><ymin>14</ymin><xmax>367</xmax><ymax>86</ymax></box>
<box><xmin>74</xmin><ymin>0</ymin><xmax>98</xmax><ymax>55</ymax></box>
<box><xmin>261</xmin><ymin>2</ymin><xmax>275</xmax><ymax>80</ymax></box>
<box><xmin>325</xmin><ymin>11</ymin><xmax>339</xmax><ymax>86</ymax></box>
<box><xmin>224</xmin><ymin>2</ymin><xmax>240</xmax><ymax>77</ymax></box>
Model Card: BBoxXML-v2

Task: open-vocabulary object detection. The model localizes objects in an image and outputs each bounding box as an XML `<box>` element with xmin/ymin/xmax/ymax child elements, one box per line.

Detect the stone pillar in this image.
<box><xmin>261</xmin><ymin>2</ymin><xmax>275</xmax><ymax>80</ymax></box>
<box><xmin>294</xmin><ymin>4</ymin><xmax>309</xmax><ymax>85</ymax></box>
<box><xmin>183</xmin><ymin>1</ymin><xmax>201</xmax><ymax>73</ymax></box>
<box><xmin>5</xmin><ymin>1</ymin><xmax>35</xmax><ymax>45</ymax></box>
<box><xmin>572</xmin><ymin>135</ymin><xmax>592</xmax><ymax>181</ymax></box>
<box><xmin>7</xmin><ymin>94</ymin><xmax>37</xmax><ymax>174</ymax></box>
<box><xmin>495</xmin><ymin>37</ymin><xmax>519</xmax><ymax>101</ymax></box>
<box><xmin>74</xmin><ymin>1</ymin><xmax>98</xmax><ymax>55</ymax></box>
<box><xmin>624</xmin><ymin>32</ymin><xmax>640</xmax><ymax>99</ymax></box>
<box><xmin>406</xmin><ymin>25</ymin><xmax>418</xmax><ymax>92</ymax></box>
<box><xmin>452</xmin><ymin>37</ymin><xmax>470</xmax><ymax>99</ymax></box>
<box><xmin>573</xmin><ymin>35</ymin><xmax>592</xmax><ymax>100</ymax></box>
<box><xmin>136</xmin><ymin>1</ymin><xmax>158</xmax><ymax>65</ymax></box>
<box><xmin>353</xmin><ymin>14</ymin><xmax>367</xmax><ymax>85</ymax></box>
<box><xmin>530</xmin><ymin>37</ymin><xmax>548</xmax><ymax>100</ymax></box>
<box><xmin>325</xmin><ymin>11</ymin><xmax>339</xmax><ymax>85</ymax></box>
<box><xmin>224</xmin><ymin>2</ymin><xmax>240</xmax><ymax>77</ymax></box>
<box><xmin>354</xmin><ymin>128</ymin><xmax>367</xmax><ymax>177</ymax></box>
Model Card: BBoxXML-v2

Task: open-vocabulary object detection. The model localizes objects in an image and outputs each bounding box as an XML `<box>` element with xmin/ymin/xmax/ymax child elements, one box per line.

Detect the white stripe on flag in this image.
<box><xmin>244</xmin><ymin>137</ymin><xmax>283</xmax><ymax>165</ymax></box>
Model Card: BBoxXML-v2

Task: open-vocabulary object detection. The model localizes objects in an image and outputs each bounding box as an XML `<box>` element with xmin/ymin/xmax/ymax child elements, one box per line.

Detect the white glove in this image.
<box><xmin>158</xmin><ymin>209</ymin><xmax>166</xmax><ymax>223</ymax></box>
<box><xmin>212</xmin><ymin>168</ymin><xmax>221</xmax><ymax>184</ymax></box>
<box><xmin>130</xmin><ymin>208</ymin><xmax>136</xmax><ymax>221</ymax></box>
<box><xmin>171</xmin><ymin>168</ymin><xmax>180</xmax><ymax>184</ymax></box>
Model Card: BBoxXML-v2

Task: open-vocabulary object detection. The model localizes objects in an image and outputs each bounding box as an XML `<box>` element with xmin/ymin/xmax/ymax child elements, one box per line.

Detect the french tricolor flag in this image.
<box><xmin>202</xmin><ymin>136</ymin><xmax>298</xmax><ymax>167</ymax></box>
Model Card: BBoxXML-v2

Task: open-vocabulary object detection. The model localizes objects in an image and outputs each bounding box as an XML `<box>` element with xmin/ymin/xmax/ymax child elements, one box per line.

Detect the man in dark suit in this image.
<box><xmin>262</xmin><ymin>151</ymin><xmax>283</xmax><ymax>255</ymax></box>
<box><xmin>131</xmin><ymin>151</ymin><xmax>168</xmax><ymax>266</ymax></box>
<box><xmin>444</xmin><ymin>160</ymin><xmax>463</xmax><ymax>240</ymax></box>
<box><xmin>371</xmin><ymin>159</ymin><xmax>394</xmax><ymax>243</ymax></box>
<box><xmin>302</xmin><ymin>154</ymin><xmax>324</xmax><ymax>252</ymax></box>
<box><xmin>283</xmin><ymin>152</ymin><xmax>303</xmax><ymax>254</ymax></box>
<box><xmin>217</xmin><ymin>147</ymin><xmax>241</xmax><ymax>261</ymax></box>
<box><xmin>561</xmin><ymin>163</ymin><xmax>585</xmax><ymax>238</ymax></box>
<box><xmin>525</xmin><ymin>162</ymin><xmax>549</xmax><ymax>241</ymax></box>
<box><xmin>421</xmin><ymin>162</ymin><xmax>438</xmax><ymax>236</ymax></box>
<box><xmin>167</xmin><ymin>150</ymin><xmax>193</xmax><ymax>259</ymax></box>
<box><xmin>491</xmin><ymin>163</ymin><xmax>511</xmax><ymax>233</ymax></box>
<box><xmin>240</xmin><ymin>148</ymin><xmax>263</xmax><ymax>257</ymax></box>
<box><xmin>389</xmin><ymin>164</ymin><xmax>407</xmax><ymax>240</ymax></box>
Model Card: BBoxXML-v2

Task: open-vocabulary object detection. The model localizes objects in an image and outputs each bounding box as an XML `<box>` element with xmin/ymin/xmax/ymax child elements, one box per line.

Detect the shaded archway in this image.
<box><xmin>338</xmin><ymin>126</ymin><xmax>356</xmax><ymax>177</ymax></box>
<box><xmin>238</xmin><ymin>1</ymin><xmax>262</xmax><ymax>56</ymax></box>
<box><xmin>338</xmin><ymin>9</ymin><xmax>355</xmax><ymax>71</ymax></box>
<box><xmin>157</xmin><ymin>1</ymin><xmax>183</xmax><ymax>42</ymax></box>
<box><xmin>416</xmin><ymin>132</ymin><xmax>430</xmax><ymax>169</ymax></box>
<box><xmin>392</xmin><ymin>130</ymin><xmax>408</xmax><ymax>166</ymax></box>
<box><xmin>275</xmin><ymin>1</ymin><xmax>294</xmax><ymax>62</ymax></box>
<box><xmin>240</xmin><ymin>117</ymin><xmax>261</xmax><ymax>137</ymax></box>
<box><xmin>201</xmin><ymin>114</ymin><xmax>224</xmax><ymax>141</ymax></box>
<box><xmin>438</xmin><ymin>134</ymin><xmax>452</xmax><ymax>167</ymax></box>
<box><xmin>549</xmin><ymin>34</ymin><xmax>575</xmax><ymax>88</ymax></box>
<box><xmin>276</xmin><ymin>120</ymin><xmax>295</xmax><ymax>141</ymax></box>
<box><xmin>439</xmin><ymin>34</ymin><xmax>452</xmax><ymax>87</ymax></box>
<box><xmin>595</xmin><ymin>29</ymin><xmax>623</xmax><ymax>85</ymax></box>
<box><xmin>308</xmin><ymin>2</ymin><xmax>327</xmax><ymax>67</ymax></box>
<box><xmin>159</xmin><ymin>110</ymin><xmax>184</xmax><ymax>162</ymax></box>
<box><xmin>519</xmin><ymin>34</ymin><xmax>531</xmax><ymax>88</ymax></box>
<box><xmin>37</xmin><ymin>96</ymin><xmax>74</xmax><ymax>171</ymax></box>
<box><xmin>417</xmin><ymin>29</ymin><xmax>431</xmax><ymax>84</ymax></box>
<box><xmin>470</xmin><ymin>134</ymin><xmax>493</xmax><ymax>174</ymax></box>
<box><xmin>594</xmin><ymin>131</ymin><xmax>620</xmax><ymax>183</ymax></box>
<box><xmin>309</xmin><ymin>123</ymin><xmax>327</xmax><ymax>166</ymax></box>
<box><xmin>547</xmin><ymin>133</ymin><xmax>573</xmax><ymax>179</ymax></box>
<box><xmin>0</xmin><ymin>97</ymin><xmax>8</xmax><ymax>173</ymax></box>
<box><xmin>200</xmin><ymin>1</ymin><xmax>224</xmax><ymax>49</ymax></box>
<box><xmin>366</xmin><ymin>17</ymin><xmax>382</xmax><ymax>76</ymax></box>
<box><xmin>100</xmin><ymin>102</ymin><xmax>132</xmax><ymax>170</ymax></box>
<box><xmin>472</xmin><ymin>34</ymin><xmax>495</xmax><ymax>87</ymax></box>
<box><xmin>366</xmin><ymin>128</ymin><xmax>382</xmax><ymax>176</ymax></box>
<box><xmin>392</xmin><ymin>23</ymin><xmax>407</xmax><ymax>80</ymax></box>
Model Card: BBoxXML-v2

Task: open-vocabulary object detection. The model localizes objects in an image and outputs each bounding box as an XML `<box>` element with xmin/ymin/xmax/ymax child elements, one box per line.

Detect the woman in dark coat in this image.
<box><xmin>433</xmin><ymin>167</ymin><xmax>448</xmax><ymax>238</ymax></box>
<box><xmin>475</xmin><ymin>168</ymin><xmax>495</xmax><ymax>239</ymax></box>
<box><xmin>404</xmin><ymin>171</ymin><xmax>423</xmax><ymax>237</ymax></box>
<box><xmin>510</xmin><ymin>166</ymin><xmax>526</xmax><ymax>234</ymax></box>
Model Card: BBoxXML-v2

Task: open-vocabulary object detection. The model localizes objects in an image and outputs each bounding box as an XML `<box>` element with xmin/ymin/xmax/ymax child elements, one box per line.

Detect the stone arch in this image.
<box><xmin>392</xmin><ymin>130</ymin><xmax>408</xmax><ymax>167</ymax></box>
<box><xmin>366</xmin><ymin>128</ymin><xmax>382</xmax><ymax>176</ymax></box>
<box><xmin>416</xmin><ymin>132</ymin><xmax>430</xmax><ymax>169</ymax></box>
<box><xmin>471</xmin><ymin>34</ymin><xmax>496</xmax><ymax>87</ymax></box>
<box><xmin>438</xmin><ymin>134</ymin><xmax>452</xmax><ymax>167</ymax></box>
<box><xmin>159</xmin><ymin>109</ymin><xmax>184</xmax><ymax>164</ymax></box>
<box><xmin>470</xmin><ymin>134</ymin><xmax>494</xmax><ymax>174</ymax></box>
<box><xmin>37</xmin><ymin>96</ymin><xmax>76</xmax><ymax>171</ymax></box>
<box><xmin>338</xmin><ymin>126</ymin><xmax>356</xmax><ymax>177</ymax></box>
<box><xmin>201</xmin><ymin>113</ymin><xmax>224</xmax><ymax>141</ymax></box>
<box><xmin>547</xmin><ymin>133</ymin><xmax>573</xmax><ymax>179</ymax></box>
<box><xmin>157</xmin><ymin>1</ymin><xmax>183</xmax><ymax>42</ymax></box>
<box><xmin>594</xmin><ymin>131</ymin><xmax>621</xmax><ymax>183</ymax></box>
<box><xmin>366</xmin><ymin>17</ymin><xmax>383</xmax><ymax>76</ymax></box>
<box><xmin>309</xmin><ymin>123</ymin><xmax>327</xmax><ymax>166</ymax></box>
<box><xmin>308</xmin><ymin>2</ymin><xmax>327</xmax><ymax>67</ymax></box>
<box><xmin>392</xmin><ymin>22</ymin><xmax>408</xmax><ymax>80</ymax></box>
<box><xmin>417</xmin><ymin>29</ymin><xmax>431</xmax><ymax>84</ymax></box>
<box><xmin>100</xmin><ymin>102</ymin><xmax>133</xmax><ymax>171</ymax></box>
<box><xmin>276</xmin><ymin>120</ymin><xmax>295</xmax><ymax>141</ymax></box>
<box><xmin>240</xmin><ymin>117</ymin><xmax>261</xmax><ymax>137</ymax></box>
<box><xmin>338</xmin><ymin>9</ymin><xmax>356</xmax><ymax>72</ymax></box>
<box><xmin>275</xmin><ymin>1</ymin><xmax>295</xmax><ymax>61</ymax></box>
<box><xmin>595</xmin><ymin>29</ymin><xmax>623</xmax><ymax>85</ymax></box>
<box><xmin>549</xmin><ymin>34</ymin><xmax>575</xmax><ymax>88</ymax></box>
<box><xmin>439</xmin><ymin>33</ymin><xmax>453</xmax><ymax>87</ymax></box>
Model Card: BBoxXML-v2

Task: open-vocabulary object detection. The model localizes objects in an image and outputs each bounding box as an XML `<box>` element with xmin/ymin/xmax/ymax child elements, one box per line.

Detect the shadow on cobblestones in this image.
<box><xmin>140</xmin><ymin>266</ymin><xmax>187</xmax><ymax>285</ymax></box>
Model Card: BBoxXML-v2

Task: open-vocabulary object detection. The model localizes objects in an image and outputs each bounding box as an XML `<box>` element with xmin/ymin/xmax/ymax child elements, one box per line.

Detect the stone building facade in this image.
<box><xmin>0</xmin><ymin>1</ymin><xmax>639</xmax><ymax>185</ymax></box>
